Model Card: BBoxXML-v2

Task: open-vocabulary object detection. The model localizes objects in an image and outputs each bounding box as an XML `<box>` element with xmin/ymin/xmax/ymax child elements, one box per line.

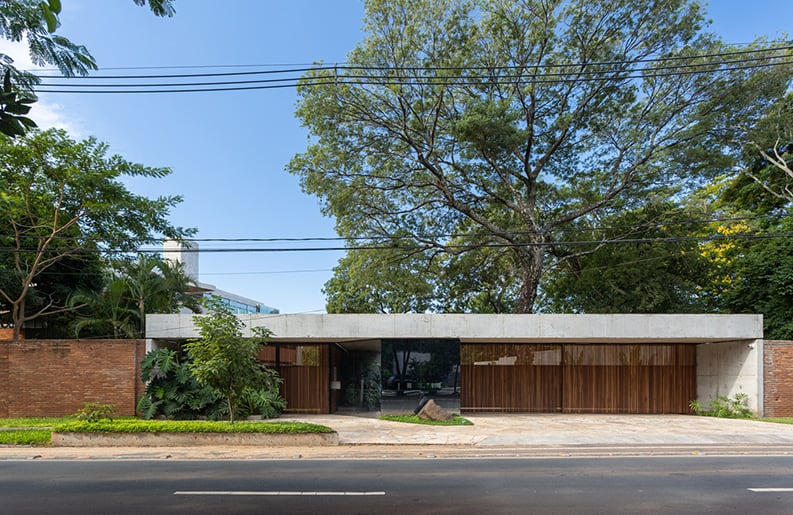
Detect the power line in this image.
<box><xmin>1</xmin><ymin>230</ymin><xmax>791</xmax><ymax>255</ymax></box>
<box><xmin>31</xmin><ymin>47</ymin><xmax>793</xmax><ymax>94</ymax></box>
<box><xmin>0</xmin><ymin>214</ymin><xmax>781</xmax><ymax>244</ymax></box>
<box><xmin>34</xmin><ymin>43</ymin><xmax>793</xmax><ymax>79</ymax></box>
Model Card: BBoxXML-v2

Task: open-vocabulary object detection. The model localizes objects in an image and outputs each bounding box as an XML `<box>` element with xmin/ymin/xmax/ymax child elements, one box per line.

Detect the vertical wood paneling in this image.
<box><xmin>461</xmin><ymin>344</ymin><xmax>562</xmax><ymax>412</ymax></box>
<box><xmin>462</xmin><ymin>343</ymin><xmax>696</xmax><ymax>414</ymax></box>
<box><xmin>279</xmin><ymin>344</ymin><xmax>329</xmax><ymax>413</ymax></box>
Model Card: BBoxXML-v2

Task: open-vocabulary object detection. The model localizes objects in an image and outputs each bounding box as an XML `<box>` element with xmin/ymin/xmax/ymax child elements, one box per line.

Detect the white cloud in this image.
<box><xmin>0</xmin><ymin>38</ymin><xmax>86</xmax><ymax>138</ymax></box>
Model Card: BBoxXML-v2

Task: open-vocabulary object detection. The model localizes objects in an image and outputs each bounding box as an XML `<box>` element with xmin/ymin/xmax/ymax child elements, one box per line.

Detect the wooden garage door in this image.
<box><xmin>562</xmin><ymin>344</ymin><xmax>696</xmax><ymax>414</ymax></box>
<box><xmin>461</xmin><ymin>343</ymin><xmax>696</xmax><ymax>414</ymax></box>
<box><xmin>461</xmin><ymin>344</ymin><xmax>562</xmax><ymax>412</ymax></box>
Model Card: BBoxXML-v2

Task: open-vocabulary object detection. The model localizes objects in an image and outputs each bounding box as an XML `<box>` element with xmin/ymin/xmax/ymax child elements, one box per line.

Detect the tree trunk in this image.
<box><xmin>514</xmin><ymin>245</ymin><xmax>545</xmax><ymax>314</ymax></box>
<box><xmin>11</xmin><ymin>297</ymin><xmax>24</xmax><ymax>341</ymax></box>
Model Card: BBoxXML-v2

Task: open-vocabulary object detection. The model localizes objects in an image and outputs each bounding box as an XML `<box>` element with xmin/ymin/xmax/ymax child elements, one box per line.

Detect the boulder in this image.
<box><xmin>417</xmin><ymin>399</ymin><xmax>453</xmax><ymax>421</ymax></box>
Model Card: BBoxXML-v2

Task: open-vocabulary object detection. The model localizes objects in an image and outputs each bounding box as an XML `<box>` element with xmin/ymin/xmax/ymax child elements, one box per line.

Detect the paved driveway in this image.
<box><xmin>280</xmin><ymin>413</ymin><xmax>793</xmax><ymax>447</ymax></box>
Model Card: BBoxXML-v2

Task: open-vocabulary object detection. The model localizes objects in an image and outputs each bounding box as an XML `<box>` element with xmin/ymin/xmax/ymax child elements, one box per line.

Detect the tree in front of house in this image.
<box><xmin>289</xmin><ymin>0</ymin><xmax>792</xmax><ymax>314</ymax></box>
<box><xmin>185</xmin><ymin>296</ymin><xmax>279</xmax><ymax>423</ymax></box>
<box><xmin>0</xmin><ymin>129</ymin><xmax>192</xmax><ymax>340</ymax></box>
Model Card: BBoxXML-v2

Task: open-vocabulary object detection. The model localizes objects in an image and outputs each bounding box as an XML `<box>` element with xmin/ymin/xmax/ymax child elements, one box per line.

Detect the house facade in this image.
<box><xmin>146</xmin><ymin>313</ymin><xmax>765</xmax><ymax>416</ymax></box>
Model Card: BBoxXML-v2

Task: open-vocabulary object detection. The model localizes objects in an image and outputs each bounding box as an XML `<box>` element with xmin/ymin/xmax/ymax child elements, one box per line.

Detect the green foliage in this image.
<box><xmin>0</xmin><ymin>129</ymin><xmax>192</xmax><ymax>339</ymax></box>
<box><xmin>0</xmin><ymin>429</ymin><xmax>51</xmax><ymax>445</ymax></box>
<box><xmin>690</xmin><ymin>393</ymin><xmax>753</xmax><ymax>419</ymax></box>
<box><xmin>0</xmin><ymin>417</ymin><xmax>71</xmax><ymax>427</ymax></box>
<box><xmin>541</xmin><ymin>202</ymin><xmax>712</xmax><ymax>313</ymax></box>
<box><xmin>290</xmin><ymin>0</ymin><xmax>793</xmax><ymax>313</ymax></box>
<box><xmin>136</xmin><ymin>347</ymin><xmax>222</xmax><ymax>420</ymax></box>
<box><xmin>186</xmin><ymin>296</ymin><xmax>278</xmax><ymax>423</ymax></box>
<box><xmin>237</xmin><ymin>385</ymin><xmax>286</xmax><ymax>420</ymax></box>
<box><xmin>73</xmin><ymin>402</ymin><xmax>116</xmax><ymax>422</ymax></box>
<box><xmin>53</xmin><ymin>420</ymin><xmax>333</xmax><ymax>434</ymax></box>
<box><xmin>380</xmin><ymin>414</ymin><xmax>472</xmax><ymax>426</ymax></box>
<box><xmin>69</xmin><ymin>254</ymin><xmax>199</xmax><ymax>339</ymax></box>
<box><xmin>762</xmin><ymin>418</ymin><xmax>793</xmax><ymax>425</ymax></box>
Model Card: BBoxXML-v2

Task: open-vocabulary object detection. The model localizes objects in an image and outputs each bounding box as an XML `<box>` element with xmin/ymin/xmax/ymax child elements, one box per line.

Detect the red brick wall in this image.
<box><xmin>0</xmin><ymin>340</ymin><xmax>145</xmax><ymax>418</ymax></box>
<box><xmin>764</xmin><ymin>340</ymin><xmax>793</xmax><ymax>417</ymax></box>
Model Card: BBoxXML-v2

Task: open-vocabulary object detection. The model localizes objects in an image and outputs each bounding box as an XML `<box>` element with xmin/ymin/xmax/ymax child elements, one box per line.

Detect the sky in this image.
<box><xmin>1</xmin><ymin>0</ymin><xmax>791</xmax><ymax>314</ymax></box>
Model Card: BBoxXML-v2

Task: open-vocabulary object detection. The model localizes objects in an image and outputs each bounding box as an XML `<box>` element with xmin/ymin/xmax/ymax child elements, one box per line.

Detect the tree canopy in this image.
<box><xmin>0</xmin><ymin>128</ymin><xmax>192</xmax><ymax>339</ymax></box>
<box><xmin>290</xmin><ymin>0</ymin><xmax>793</xmax><ymax>314</ymax></box>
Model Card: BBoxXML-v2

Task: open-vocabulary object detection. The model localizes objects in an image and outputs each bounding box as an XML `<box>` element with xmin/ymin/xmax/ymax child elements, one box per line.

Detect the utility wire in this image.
<box><xmin>0</xmin><ymin>214</ymin><xmax>782</xmax><ymax>244</ymax></box>
<box><xmin>35</xmin><ymin>61</ymin><xmax>793</xmax><ymax>93</ymax></box>
<box><xmin>34</xmin><ymin>43</ymin><xmax>793</xmax><ymax>79</ymax></box>
<box><xmin>31</xmin><ymin>48</ymin><xmax>793</xmax><ymax>94</ymax></box>
<box><xmin>1</xmin><ymin>230</ymin><xmax>791</xmax><ymax>255</ymax></box>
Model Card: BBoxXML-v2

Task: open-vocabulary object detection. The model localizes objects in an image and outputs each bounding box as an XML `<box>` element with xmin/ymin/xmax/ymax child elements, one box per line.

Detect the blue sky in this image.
<box><xmin>1</xmin><ymin>0</ymin><xmax>791</xmax><ymax>313</ymax></box>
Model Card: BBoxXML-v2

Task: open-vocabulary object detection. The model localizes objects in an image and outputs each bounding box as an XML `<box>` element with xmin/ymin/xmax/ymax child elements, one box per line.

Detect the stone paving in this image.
<box><xmin>279</xmin><ymin>413</ymin><xmax>793</xmax><ymax>447</ymax></box>
<box><xmin>3</xmin><ymin>414</ymin><xmax>793</xmax><ymax>460</ymax></box>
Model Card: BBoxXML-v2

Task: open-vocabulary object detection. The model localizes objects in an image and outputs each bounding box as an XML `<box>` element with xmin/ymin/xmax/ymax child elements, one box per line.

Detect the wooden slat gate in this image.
<box><xmin>277</xmin><ymin>344</ymin><xmax>329</xmax><ymax>414</ymax></box>
<box><xmin>461</xmin><ymin>343</ymin><xmax>695</xmax><ymax>414</ymax></box>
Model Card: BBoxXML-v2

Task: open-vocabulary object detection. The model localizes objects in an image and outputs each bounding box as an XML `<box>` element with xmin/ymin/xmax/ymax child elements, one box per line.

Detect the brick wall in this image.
<box><xmin>0</xmin><ymin>340</ymin><xmax>145</xmax><ymax>418</ymax></box>
<box><xmin>764</xmin><ymin>340</ymin><xmax>793</xmax><ymax>417</ymax></box>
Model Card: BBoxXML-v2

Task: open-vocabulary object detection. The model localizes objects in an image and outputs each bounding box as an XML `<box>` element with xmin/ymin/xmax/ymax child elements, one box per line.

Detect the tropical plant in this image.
<box><xmin>186</xmin><ymin>297</ymin><xmax>277</xmax><ymax>423</ymax></box>
<box><xmin>136</xmin><ymin>347</ymin><xmax>222</xmax><ymax>420</ymax></box>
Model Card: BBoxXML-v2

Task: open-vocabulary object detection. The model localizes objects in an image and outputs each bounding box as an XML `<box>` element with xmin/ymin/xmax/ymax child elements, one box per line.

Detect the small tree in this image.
<box><xmin>185</xmin><ymin>296</ymin><xmax>273</xmax><ymax>423</ymax></box>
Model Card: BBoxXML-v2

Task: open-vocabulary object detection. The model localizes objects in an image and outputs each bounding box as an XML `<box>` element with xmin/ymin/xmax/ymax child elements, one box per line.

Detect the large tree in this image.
<box><xmin>289</xmin><ymin>0</ymin><xmax>792</xmax><ymax>313</ymax></box>
<box><xmin>0</xmin><ymin>0</ymin><xmax>175</xmax><ymax>137</ymax></box>
<box><xmin>540</xmin><ymin>201</ymin><xmax>712</xmax><ymax>313</ymax></box>
<box><xmin>0</xmin><ymin>128</ymin><xmax>192</xmax><ymax>340</ymax></box>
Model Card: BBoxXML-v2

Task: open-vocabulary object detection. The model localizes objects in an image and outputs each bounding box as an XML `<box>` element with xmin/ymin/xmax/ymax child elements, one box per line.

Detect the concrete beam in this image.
<box><xmin>146</xmin><ymin>313</ymin><xmax>763</xmax><ymax>343</ymax></box>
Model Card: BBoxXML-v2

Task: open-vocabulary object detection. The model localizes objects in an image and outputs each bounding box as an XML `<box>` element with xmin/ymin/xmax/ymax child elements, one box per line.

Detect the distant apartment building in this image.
<box><xmin>163</xmin><ymin>239</ymin><xmax>278</xmax><ymax>315</ymax></box>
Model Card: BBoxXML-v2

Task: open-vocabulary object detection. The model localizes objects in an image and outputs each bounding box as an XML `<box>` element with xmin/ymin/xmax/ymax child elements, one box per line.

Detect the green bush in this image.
<box><xmin>238</xmin><ymin>385</ymin><xmax>287</xmax><ymax>419</ymax></box>
<box><xmin>690</xmin><ymin>393</ymin><xmax>753</xmax><ymax>418</ymax></box>
<box><xmin>136</xmin><ymin>348</ymin><xmax>223</xmax><ymax>420</ymax></box>
<box><xmin>53</xmin><ymin>419</ymin><xmax>333</xmax><ymax>434</ymax></box>
<box><xmin>0</xmin><ymin>429</ymin><xmax>52</xmax><ymax>445</ymax></box>
<box><xmin>74</xmin><ymin>402</ymin><xmax>116</xmax><ymax>422</ymax></box>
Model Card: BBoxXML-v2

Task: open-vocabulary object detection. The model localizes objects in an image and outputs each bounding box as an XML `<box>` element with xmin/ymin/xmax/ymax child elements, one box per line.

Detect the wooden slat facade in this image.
<box><xmin>461</xmin><ymin>343</ymin><xmax>696</xmax><ymax>414</ymax></box>
<box><xmin>461</xmin><ymin>344</ymin><xmax>562</xmax><ymax>412</ymax></box>
<box><xmin>277</xmin><ymin>344</ymin><xmax>329</xmax><ymax>414</ymax></box>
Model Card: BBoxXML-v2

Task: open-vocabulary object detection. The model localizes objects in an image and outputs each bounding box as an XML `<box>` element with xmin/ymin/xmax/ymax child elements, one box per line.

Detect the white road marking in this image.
<box><xmin>748</xmin><ymin>488</ymin><xmax>793</xmax><ymax>493</ymax></box>
<box><xmin>174</xmin><ymin>491</ymin><xmax>386</xmax><ymax>496</ymax></box>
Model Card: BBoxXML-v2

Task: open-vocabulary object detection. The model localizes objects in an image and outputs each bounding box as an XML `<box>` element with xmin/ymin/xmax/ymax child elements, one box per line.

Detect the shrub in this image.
<box><xmin>137</xmin><ymin>348</ymin><xmax>223</xmax><ymax>420</ymax></box>
<box><xmin>238</xmin><ymin>385</ymin><xmax>287</xmax><ymax>419</ymax></box>
<box><xmin>73</xmin><ymin>402</ymin><xmax>116</xmax><ymax>422</ymax></box>
<box><xmin>0</xmin><ymin>429</ymin><xmax>52</xmax><ymax>445</ymax></box>
<box><xmin>53</xmin><ymin>419</ymin><xmax>334</xmax><ymax>434</ymax></box>
<box><xmin>690</xmin><ymin>393</ymin><xmax>753</xmax><ymax>418</ymax></box>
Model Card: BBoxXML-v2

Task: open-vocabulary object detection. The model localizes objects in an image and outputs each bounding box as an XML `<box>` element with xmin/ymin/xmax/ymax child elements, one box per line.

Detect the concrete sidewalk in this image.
<box><xmin>3</xmin><ymin>414</ymin><xmax>793</xmax><ymax>460</ymax></box>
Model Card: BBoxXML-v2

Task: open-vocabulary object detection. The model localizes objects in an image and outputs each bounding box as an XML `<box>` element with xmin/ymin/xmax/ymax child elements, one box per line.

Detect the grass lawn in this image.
<box><xmin>380</xmin><ymin>414</ymin><xmax>473</xmax><ymax>426</ymax></box>
<box><xmin>0</xmin><ymin>417</ymin><xmax>73</xmax><ymax>428</ymax></box>
<box><xmin>760</xmin><ymin>418</ymin><xmax>793</xmax><ymax>425</ymax></box>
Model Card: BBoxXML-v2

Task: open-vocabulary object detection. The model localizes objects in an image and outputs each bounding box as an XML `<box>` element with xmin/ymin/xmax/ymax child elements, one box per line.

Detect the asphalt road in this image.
<box><xmin>2</xmin><ymin>456</ymin><xmax>792</xmax><ymax>514</ymax></box>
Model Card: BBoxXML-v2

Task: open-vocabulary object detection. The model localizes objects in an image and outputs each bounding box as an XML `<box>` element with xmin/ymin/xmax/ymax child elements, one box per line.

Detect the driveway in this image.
<box><xmin>280</xmin><ymin>413</ymin><xmax>793</xmax><ymax>447</ymax></box>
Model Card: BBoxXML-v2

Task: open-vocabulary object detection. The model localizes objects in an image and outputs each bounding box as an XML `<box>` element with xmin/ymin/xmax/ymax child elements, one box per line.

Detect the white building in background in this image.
<box><xmin>163</xmin><ymin>239</ymin><xmax>278</xmax><ymax>315</ymax></box>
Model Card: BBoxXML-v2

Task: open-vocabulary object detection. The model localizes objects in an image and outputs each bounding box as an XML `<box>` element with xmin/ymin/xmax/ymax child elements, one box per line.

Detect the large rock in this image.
<box><xmin>417</xmin><ymin>399</ymin><xmax>453</xmax><ymax>421</ymax></box>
